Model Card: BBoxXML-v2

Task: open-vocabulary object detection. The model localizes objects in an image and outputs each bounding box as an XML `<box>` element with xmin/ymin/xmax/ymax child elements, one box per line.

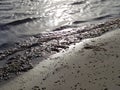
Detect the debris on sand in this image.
<box><xmin>83</xmin><ymin>44</ymin><xmax>107</xmax><ymax>51</ymax></box>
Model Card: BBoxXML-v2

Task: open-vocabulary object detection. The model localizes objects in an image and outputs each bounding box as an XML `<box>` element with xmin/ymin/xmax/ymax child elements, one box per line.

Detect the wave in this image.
<box><xmin>5</xmin><ymin>17</ymin><xmax>41</xmax><ymax>26</ymax></box>
<box><xmin>0</xmin><ymin>17</ymin><xmax>41</xmax><ymax>30</ymax></box>
<box><xmin>52</xmin><ymin>25</ymin><xmax>78</xmax><ymax>31</ymax></box>
<box><xmin>73</xmin><ymin>14</ymin><xmax>114</xmax><ymax>24</ymax></box>
<box><xmin>71</xmin><ymin>0</ymin><xmax>86</xmax><ymax>5</ymax></box>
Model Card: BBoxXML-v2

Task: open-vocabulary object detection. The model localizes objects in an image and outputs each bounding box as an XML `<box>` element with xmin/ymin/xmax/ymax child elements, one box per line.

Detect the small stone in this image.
<box><xmin>104</xmin><ymin>88</ymin><xmax>108</xmax><ymax>90</ymax></box>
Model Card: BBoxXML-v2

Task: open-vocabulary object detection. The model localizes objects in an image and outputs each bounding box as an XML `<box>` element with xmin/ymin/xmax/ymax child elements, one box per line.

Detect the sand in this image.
<box><xmin>0</xmin><ymin>28</ymin><xmax>120</xmax><ymax>90</ymax></box>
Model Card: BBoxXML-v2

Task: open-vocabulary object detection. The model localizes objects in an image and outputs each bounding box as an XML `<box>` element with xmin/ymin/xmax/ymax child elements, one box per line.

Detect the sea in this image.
<box><xmin>0</xmin><ymin>0</ymin><xmax>120</xmax><ymax>45</ymax></box>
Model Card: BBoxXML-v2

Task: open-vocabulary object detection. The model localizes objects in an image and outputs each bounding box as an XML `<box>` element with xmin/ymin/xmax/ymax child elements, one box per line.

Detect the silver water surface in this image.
<box><xmin>0</xmin><ymin>0</ymin><xmax>120</xmax><ymax>45</ymax></box>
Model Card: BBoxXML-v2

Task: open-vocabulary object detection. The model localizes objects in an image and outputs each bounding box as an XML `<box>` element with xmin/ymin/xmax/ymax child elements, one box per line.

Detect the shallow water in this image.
<box><xmin>0</xmin><ymin>0</ymin><xmax>120</xmax><ymax>45</ymax></box>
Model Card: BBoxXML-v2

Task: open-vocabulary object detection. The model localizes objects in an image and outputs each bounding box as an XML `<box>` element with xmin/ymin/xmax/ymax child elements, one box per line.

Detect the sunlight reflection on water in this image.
<box><xmin>0</xmin><ymin>0</ymin><xmax>120</xmax><ymax>45</ymax></box>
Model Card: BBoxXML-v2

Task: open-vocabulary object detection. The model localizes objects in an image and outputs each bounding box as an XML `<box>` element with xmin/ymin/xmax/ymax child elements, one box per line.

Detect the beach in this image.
<box><xmin>0</xmin><ymin>28</ymin><xmax>120</xmax><ymax>90</ymax></box>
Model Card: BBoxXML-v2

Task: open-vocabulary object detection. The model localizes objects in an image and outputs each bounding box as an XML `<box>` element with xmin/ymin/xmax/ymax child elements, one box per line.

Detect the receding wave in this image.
<box><xmin>92</xmin><ymin>14</ymin><xmax>113</xmax><ymax>20</ymax></box>
<box><xmin>52</xmin><ymin>25</ymin><xmax>78</xmax><ymax>31</ymax></box>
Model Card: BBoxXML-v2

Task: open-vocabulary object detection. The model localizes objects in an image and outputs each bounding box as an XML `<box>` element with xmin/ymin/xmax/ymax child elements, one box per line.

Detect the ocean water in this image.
<box><xmin>0</xmin><ymin>0</ymin><xmax>120</xmax><ymax>45</ymax></box>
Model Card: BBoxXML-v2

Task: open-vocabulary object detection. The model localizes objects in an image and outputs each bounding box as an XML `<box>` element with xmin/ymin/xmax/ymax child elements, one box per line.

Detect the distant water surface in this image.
<box><xmin>0</xmin><ymin>0</ymin><xmax>120</xmax><ymax>45</ymax></box>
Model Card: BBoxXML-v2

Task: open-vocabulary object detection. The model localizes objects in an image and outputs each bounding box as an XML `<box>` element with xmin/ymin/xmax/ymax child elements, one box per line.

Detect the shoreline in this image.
<box><xmin>0</xmin><ymin>27</ymin><xmax>120</xmax><ymax>90</ymax></box>
<box><xmin>0</xmin><ymin>18</ymin><xmax>120</xmax><ymax>82</ymax></box>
